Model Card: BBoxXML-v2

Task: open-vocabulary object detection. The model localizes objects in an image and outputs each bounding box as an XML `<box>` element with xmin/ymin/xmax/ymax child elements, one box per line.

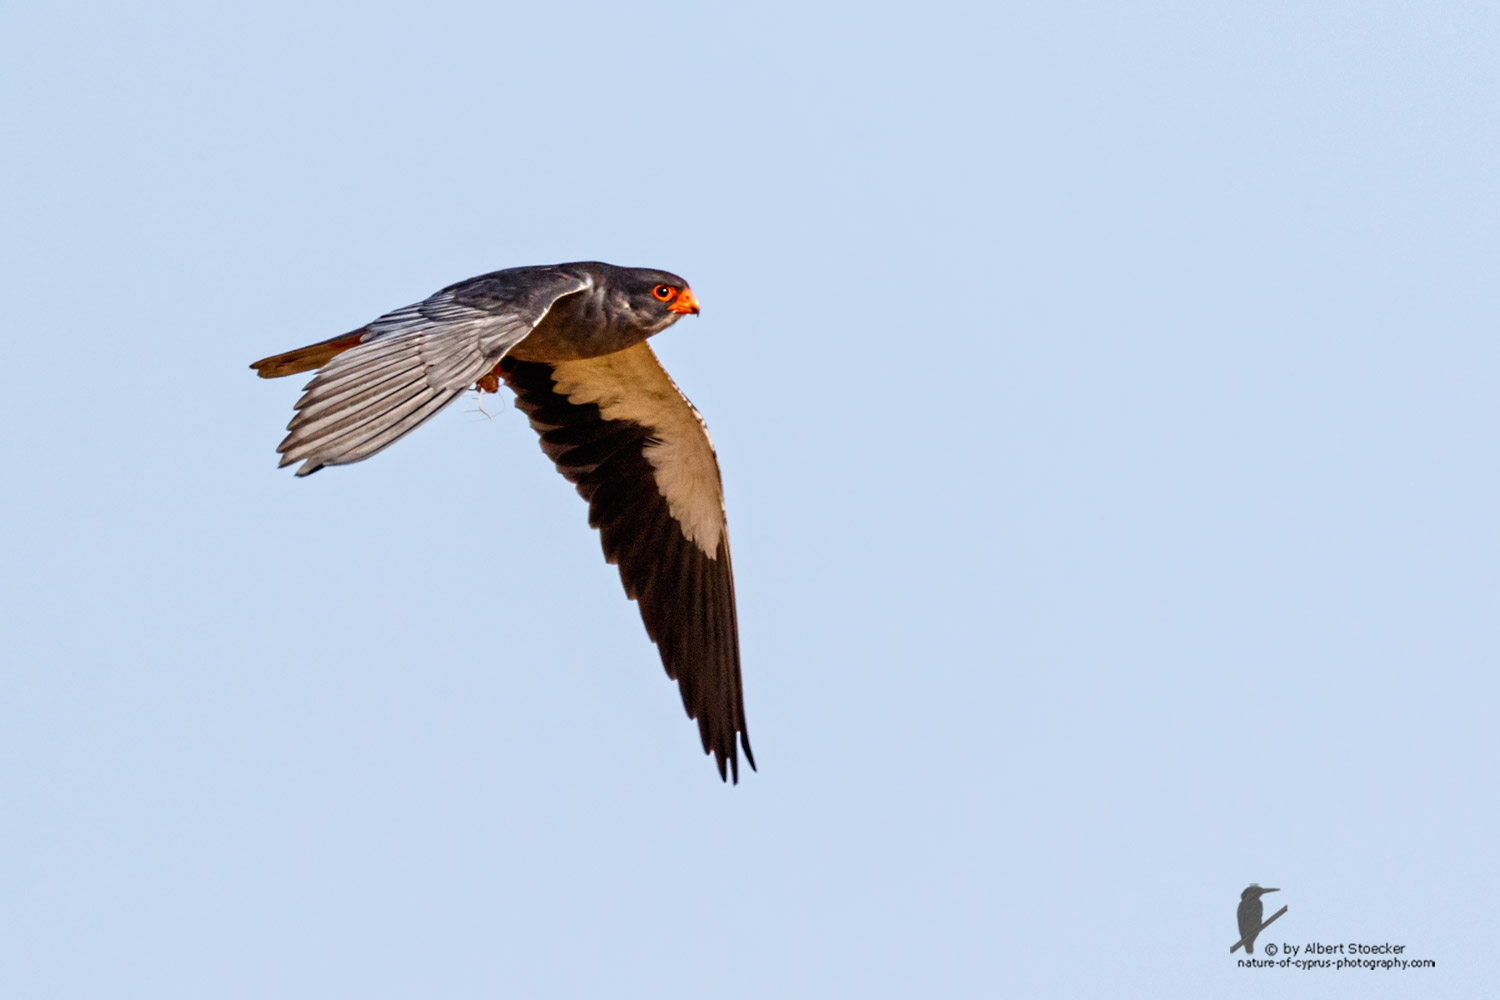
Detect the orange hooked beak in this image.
<box><xmin>668</xmin><ymin>288</ymin><xmax>700</xmax><ymax>315</ymax></box>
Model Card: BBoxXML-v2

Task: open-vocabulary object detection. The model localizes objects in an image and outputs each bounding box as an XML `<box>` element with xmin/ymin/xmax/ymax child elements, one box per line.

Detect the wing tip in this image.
<box><xmin>710</xmin><ymin>730</ymin><xmax>756</xmax><ymax>784</ymax></box>
<box><xmin>275</xmin><ymin>449</ymin><xmax>323</xmax><ymax>476</ymax></box>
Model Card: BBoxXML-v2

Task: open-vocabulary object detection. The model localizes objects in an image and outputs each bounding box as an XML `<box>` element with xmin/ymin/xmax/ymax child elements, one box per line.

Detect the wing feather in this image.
<box><xmin>500</xmin><ymin>343</ymin><xmax>753</xmax><ymax>782</ymax></box>
<box><xmin>261</xmin><ymin>270</ymin><xmax>589</xmax><ymax>475</ymax></box>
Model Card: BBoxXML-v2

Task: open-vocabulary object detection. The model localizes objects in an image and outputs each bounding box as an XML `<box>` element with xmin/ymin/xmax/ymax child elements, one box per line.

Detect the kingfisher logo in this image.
<box><xmin>1228</xmin><ymin>885</ymin><xmax>1435</xmax><ymax>971</ymax></box>
<box><xmin>1231</xmin><ymin>884</ymin><xmax>1287</xmax><ymax>954</ymax></box>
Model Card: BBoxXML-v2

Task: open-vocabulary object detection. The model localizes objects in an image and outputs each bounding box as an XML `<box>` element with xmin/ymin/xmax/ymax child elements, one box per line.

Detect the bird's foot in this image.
<box><xmin>474</xmin><ymin>363</ymin><xmax>504</xmax><ymax>395</ymax></box>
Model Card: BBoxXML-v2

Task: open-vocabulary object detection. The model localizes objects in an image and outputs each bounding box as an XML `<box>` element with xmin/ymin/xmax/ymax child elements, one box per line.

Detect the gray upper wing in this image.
<box><xmin>276</xmin><ymin>268</ymin><xmax>590</xmax><ymax>475</ymax></box>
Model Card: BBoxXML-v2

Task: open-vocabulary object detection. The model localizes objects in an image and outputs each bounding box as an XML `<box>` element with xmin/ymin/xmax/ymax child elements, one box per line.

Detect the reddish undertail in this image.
<box><xmin>249</xmin><ymin>328</ymin><xmax>368</xmax><ymax>378</ymax></box>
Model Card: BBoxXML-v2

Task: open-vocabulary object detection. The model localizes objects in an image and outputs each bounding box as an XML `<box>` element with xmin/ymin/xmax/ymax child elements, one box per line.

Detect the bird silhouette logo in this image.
<box><xmin>1231</xmin><ymin>884</ymin><xmax>1287</xmax><ymax>953</ymax></box>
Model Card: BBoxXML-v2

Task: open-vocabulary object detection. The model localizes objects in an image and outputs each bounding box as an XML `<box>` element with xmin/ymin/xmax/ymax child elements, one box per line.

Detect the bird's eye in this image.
<box><xmin>652</xmin><ymin>285</ymin><xmax>676</xmax><ymax>302</ymax></box>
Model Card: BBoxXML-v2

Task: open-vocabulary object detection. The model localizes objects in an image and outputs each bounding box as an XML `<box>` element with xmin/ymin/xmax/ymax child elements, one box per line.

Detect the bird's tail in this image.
<box><xmin>249</xmin><ymin>328</ymin><xmax>369</xmax><ymax>378</ymax></box>
<box><xmin>1245</xmin><ymin>940</ymin><xmax>1255</xmax><ymax>954</ymax></box>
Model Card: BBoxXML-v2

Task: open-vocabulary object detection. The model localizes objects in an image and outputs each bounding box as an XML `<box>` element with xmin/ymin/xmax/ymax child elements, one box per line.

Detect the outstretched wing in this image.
<box><xmin>256</xmin><ymin>268</ymin><xmax>589</xmax><ymax>476</ymax></box>
<box><xmin>500</xmin><ymin>343</ymin><xmax>754</xmax><ymax>782</ymax></box>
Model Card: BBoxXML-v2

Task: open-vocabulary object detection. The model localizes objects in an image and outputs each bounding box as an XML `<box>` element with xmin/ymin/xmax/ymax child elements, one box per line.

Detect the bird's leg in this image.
<box><xmin>475</xmin><ymin>368</ymin><xmax>502</xmax><ymax>395</ymax></box>
<box><xmin>468</xmin><ymin>361</ymin><xmax>506</xmax><ymax>419</ymax></box>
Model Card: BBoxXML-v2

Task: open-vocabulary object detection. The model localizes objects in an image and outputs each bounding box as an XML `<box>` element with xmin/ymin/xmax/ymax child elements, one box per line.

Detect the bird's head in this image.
<box><xmin>1241</xmin><ymin>885</ymin><xmax>1279</xmax><ymax>901</ymax></box>
<box><xmin>612</xmin><ymin>267</ymin><xmax>700</xmax><ymax>335</ymax></box>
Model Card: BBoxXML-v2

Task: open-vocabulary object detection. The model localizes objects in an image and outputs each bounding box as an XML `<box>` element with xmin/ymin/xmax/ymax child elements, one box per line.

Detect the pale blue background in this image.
<box><xmin>2</xmin><ymin>2</ymin><xmax>1495</xmax><ymax>996</ymax></box>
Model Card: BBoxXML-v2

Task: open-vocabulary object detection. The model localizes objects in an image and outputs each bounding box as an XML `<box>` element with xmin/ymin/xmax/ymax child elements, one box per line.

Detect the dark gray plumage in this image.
<box><xmin>1237</xmin><ymin>885</ymin><xmax>1279</xmax><ymax>953</ymax></box>
<box><xmin>251</xmin><ymin>261</ymin><xmax>753</xmax><ymax>781</ymax></box>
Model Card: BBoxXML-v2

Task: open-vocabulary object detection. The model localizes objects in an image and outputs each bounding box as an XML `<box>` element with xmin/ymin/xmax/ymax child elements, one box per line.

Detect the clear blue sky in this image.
<box><xmin>2</xmin><ymin>2</ymin><xmax>1495</xmax><ymax>996</ymax></box>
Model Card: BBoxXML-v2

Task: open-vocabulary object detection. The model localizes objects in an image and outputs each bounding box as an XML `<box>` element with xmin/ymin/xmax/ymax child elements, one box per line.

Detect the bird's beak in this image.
<box><xmin>669</xmin><ymin>288</ymin><xmax>700</xmax><ymax>316</ymax></box>
<box><xmin>1262</xmin><ymin>888</ymin><xmax>1280</xmax><ymax>893</ymax></box>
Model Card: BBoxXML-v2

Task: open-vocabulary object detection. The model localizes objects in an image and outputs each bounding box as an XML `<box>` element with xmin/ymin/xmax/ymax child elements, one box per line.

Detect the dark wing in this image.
<box><xmin>500</xmin><ymin>343</ymin><xmax>754</xmax><ymax>782</ymax></box>
<box><xmin>263</xmin><ymin>268</ymin><xmax>589</xmax><ymax>475</ymax></box>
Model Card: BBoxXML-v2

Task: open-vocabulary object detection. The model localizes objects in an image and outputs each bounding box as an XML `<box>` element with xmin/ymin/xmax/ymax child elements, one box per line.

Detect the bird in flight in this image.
<box><xmin>250</xmin><ymin>261</ymin><xmax>753</xmax><ymax>782</ymax></box>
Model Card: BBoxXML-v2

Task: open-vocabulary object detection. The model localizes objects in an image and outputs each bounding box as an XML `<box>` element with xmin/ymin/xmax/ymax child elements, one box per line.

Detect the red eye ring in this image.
<box><xmin>652</xmin><ymin>284</ymin><xmax>676</xmax><ymax>302</ymax></box>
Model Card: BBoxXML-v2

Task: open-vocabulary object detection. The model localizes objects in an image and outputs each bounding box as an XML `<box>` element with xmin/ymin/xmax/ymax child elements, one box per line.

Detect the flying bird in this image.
<box><xmin>1236</xmin><ymin>885</ymin><xmax>1279</xmax><ymax>954</ymax></box>
<box><xmin>250</xmin><ymin>261</ymin><xmax>753</xmax><ymax>781</ymax></box>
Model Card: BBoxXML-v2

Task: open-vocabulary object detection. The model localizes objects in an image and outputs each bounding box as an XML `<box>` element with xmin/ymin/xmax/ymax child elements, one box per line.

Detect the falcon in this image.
<box><xmin>250</xmin><ymin>261</ymin><xmax>753</xmax><ymax>782</ymax></box>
